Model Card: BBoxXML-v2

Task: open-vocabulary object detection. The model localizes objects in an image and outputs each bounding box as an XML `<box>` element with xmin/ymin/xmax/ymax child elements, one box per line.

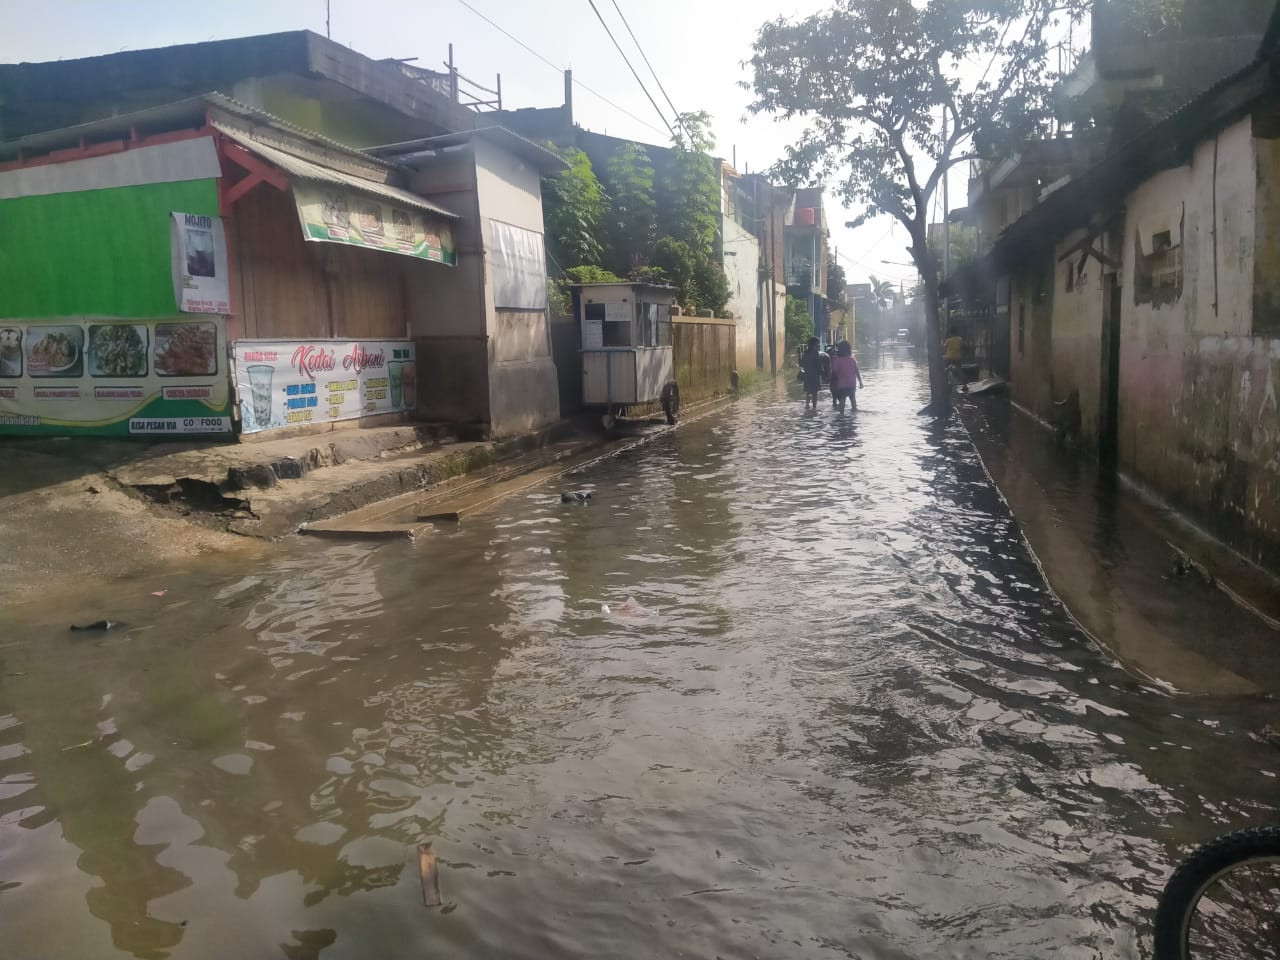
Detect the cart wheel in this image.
<box><xmin>661</xmin><ymin>381</ymin><xmax>681</xmax><ymax>425</ymax></box>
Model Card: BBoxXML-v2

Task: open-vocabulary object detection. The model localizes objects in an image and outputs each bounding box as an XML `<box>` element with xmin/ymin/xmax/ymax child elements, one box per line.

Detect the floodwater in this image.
<box><xmin>1</xmin><ymin>352</ymin><xmax>1276</xmax><ymax>959</ymax></box>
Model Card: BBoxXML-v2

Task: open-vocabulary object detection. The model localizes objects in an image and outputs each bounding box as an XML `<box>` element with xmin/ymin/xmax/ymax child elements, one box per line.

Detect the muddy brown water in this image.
<box><xmin>1</xmin><ymin>352</ymin><xmax>1276</xmax><ymax>959</ymax></box>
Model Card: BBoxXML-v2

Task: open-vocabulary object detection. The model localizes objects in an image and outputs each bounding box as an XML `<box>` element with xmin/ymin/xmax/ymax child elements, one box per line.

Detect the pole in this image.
<box><xmin>448</xmin><ymin>43</ymin><xmax>458</xmax><ymax>104</ymax></box>
<box><xmin>325</xmin><ymin>0</ymin><xmax>331</xmax><ymax>38</ymax></box>
<box><xmin>942</xmin><ymin>108</ymin><xmax>951</xmax><ymax>282</ymax></box>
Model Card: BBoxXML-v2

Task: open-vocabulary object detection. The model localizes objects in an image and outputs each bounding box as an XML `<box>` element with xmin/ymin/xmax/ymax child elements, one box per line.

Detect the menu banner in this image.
<box><xmin>232</xmin><ymin>338</ymin><xmax>416</xmax><ymax>434</ymax></box>
<box><xmin>293</xmin><ymin>183</ymin><xmax>456</xmax><ymax>265</ymax></box>
<box><xmin>0</xmin><ymin>317</ymin><xmax>233</xmax><ymax>436</ymax></box>
<box><xmin>171</xmin><ymin>212</ymin><xmax>231</xmax><ymax>314</ymax></box>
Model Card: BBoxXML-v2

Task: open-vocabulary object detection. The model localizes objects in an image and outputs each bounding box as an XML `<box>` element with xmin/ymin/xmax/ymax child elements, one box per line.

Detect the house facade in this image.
<box><xmin>948</xmin><ymin>12</ymin><xmax>1280</xmax><ymax>570</ymax></box>
<box><xmin>0</xmin><ymin>33</ymin><xmax>564</xmax><ymax>440</ymax></box>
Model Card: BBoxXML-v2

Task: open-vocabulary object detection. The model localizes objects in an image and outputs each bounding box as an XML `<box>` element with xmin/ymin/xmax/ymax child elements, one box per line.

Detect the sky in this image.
<box><xmin>0</xmin><ymin>0</ymin><xmax>1049</xmax><ymax>289</ymax></box>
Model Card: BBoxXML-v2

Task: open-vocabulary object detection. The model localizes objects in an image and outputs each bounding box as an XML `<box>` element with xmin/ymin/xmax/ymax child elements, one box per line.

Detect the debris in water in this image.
<box><xmin>418</xmin><ymin>842</ymin><xmax>442</xmax><ymax>906</ymax></box>
<box><xmin>151</xmin><ymin>590</ymin><xmax>167</xmax><ymax>597</ymax></box>
<box><xmin>70</xmin><ymin>620</ymin><xmax>118</xmax><ymax>632</ymax></box>
<box><xmin>601</xmin><ymin>603</ymin><xmax>611</xmax><ymax>615</ymax></box>
<box><xmin>614</xmin><ymin>596</ymin><xmax>648</xmax><ymax>618</ymax></box>
<box><xmin>1251</xmin><ymin>725</ymin><xmax>1280</xmax><ymax>748</ymax></box>
<box><xmin>560</xmin><ymin>491</ymin><xmax>592</xmax><ymax>503</ymax></box>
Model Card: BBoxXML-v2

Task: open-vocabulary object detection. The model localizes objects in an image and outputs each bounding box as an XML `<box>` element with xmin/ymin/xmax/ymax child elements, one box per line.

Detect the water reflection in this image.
<box><xmin>1</xmin><ymin>356</ymin><xmax>1276</xmax><ymax>959</ymax></box>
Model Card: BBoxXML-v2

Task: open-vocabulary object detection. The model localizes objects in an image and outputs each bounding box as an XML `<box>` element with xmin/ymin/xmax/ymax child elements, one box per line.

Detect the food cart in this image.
<box><xmin>574</xmin><ymin>281</ymin><xmax>680</xmax><ymax>429</ymax></box>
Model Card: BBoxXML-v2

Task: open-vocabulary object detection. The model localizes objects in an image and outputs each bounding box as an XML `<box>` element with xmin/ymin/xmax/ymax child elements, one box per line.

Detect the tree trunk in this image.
<box><xmin>919</xmin><ymin>262</ymin><xmax>950</xmax><ymax>418</ymax></box>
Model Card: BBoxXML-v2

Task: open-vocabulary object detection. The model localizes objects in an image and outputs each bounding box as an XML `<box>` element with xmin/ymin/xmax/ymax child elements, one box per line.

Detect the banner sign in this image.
<box><xmin>0</xmin><ymin>317</ymin><xmax>233</xmax><ymax>436</ymax></box>
<box><xmin>293</xmin><ymin>183</ymin><xmax>456</xmax><ymax>265</ymax></box>
<box><xmin>488</xmin><ymin>219</ymin><xmax>548</xmax><ymax>308</ymax></box>
<box><xmin>171</xmin><ymin>212</ymin><xmax>231</xmax><ymax>314</ymax></box>
<box><xmin>232</xmin><ymin>338</ymin><xmax>416</xmax><ymax>434</ymax></box>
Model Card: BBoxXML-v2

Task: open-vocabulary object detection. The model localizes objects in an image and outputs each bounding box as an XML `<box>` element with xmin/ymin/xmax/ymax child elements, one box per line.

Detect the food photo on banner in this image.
<box><xmin>293</xmin><ymin>183</ymin><xmax>457</xmax><ymax>264</ymax></box>
<box><xmin>0</xmin><ymin>317</ymin><xmax>232</xmax><ymax>435</ymax></box>
<box><xmin>233</xmin><ymin>339</ymin><xmax>416</xmax><ymax>434</ymax></box>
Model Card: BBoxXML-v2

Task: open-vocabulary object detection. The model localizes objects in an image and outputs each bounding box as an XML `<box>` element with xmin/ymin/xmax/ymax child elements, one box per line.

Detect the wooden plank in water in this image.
<box><xmin>418</xmin><ymin>842</ymin><xmax>442</xmax><ymax>907</ymax></box>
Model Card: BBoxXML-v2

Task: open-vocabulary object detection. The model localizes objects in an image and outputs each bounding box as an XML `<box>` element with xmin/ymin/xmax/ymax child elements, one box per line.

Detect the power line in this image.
<box><xmin>585</xmin><ymin>0</ymin><xmax>675</xmax><ymax>139</ymax></box>
<box><xmin>451</xmin><ymin>0</ymin><xmax>668</xmax><ymax>138</ymax></box>
<box><xmin>607</xmin><ymin>0</ymin><xmax>686</xmax><ymax>140</ymax></box>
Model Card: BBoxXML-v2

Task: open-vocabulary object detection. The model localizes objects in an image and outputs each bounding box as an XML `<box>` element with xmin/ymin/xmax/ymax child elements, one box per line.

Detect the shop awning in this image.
<box><xmin>214</xmin><ymin>122</ymin><xmax>458</xmax><ymax>265</ymax></box>
<box><xmin>214</xmin><ymin>124</ymin><xmax>457</xmax><ymax>220</ymax></box>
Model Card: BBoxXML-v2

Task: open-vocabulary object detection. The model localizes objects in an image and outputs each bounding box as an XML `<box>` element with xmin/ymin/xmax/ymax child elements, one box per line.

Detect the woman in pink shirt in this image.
<box><xmin>830</xmin><ymin>340</ymin><xmax>865</xmax><ymax>413</ymax></box>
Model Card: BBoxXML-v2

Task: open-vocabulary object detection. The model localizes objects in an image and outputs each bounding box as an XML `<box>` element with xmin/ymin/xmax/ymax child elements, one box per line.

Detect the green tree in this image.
<box><xmin>826</xmin><ymin>254</ymin><xmax>847</xmax><ymax>305</ymax></box>
<box><xmin>659</xmin><ymin>111</ymin><xmax>721</xmax><ymax>259</ymax></box>
<box><xmin>603</xmin><ymin>144</ymin><xmax>658</xmax><ymax>274</ymax></box>
<box><xmin>784</xmin><ymin>295</ymin><xmax>814</xmax><ymax>352</ymax></box>
<box><xmin>651</xmin><ymin>236</ymin><xmax>731</xmax><ymax>316</ymax></box>
<box><xmin>543</xmin><ymin>147</ymin><xmax>607</xmax><ymax>268</ymax></box>
<box><xmin>869</xmin><ymin>275</ymin><xmax>897</xmax><ymax>311</ymax></box>
<box><xmin>748</xmin><ymin>0</ymin><xmax>1087</xmax><ymax>415</ymax></box>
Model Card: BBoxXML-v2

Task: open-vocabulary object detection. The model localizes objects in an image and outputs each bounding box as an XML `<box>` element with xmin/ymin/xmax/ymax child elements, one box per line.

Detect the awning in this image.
<box><xmin>214</xmin><ymin>122</ymin><xmax>459</xmax><ymax>265</ymax></box>
<box><xmin>214</xmin><ymin>124</ymin><xmax>457</xmax><ymax>220</ymax></box>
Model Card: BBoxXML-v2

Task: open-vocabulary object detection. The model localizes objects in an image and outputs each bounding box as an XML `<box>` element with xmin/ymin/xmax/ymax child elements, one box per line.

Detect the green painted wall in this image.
<box><xmin>0</xmin><ymin>178</ymin><xmax>218</xmax><ymax>319</ymax></box>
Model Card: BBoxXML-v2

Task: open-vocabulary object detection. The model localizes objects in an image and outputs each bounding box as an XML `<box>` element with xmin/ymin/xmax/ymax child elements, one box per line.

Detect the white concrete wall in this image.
<box><xmin>722</xmin><ymin>216</ymin><xmax>760</xmax><ymax>371</ymax></box>
<box><xmin>473</xmin><ymin>136</ymin><xmax>560</xmax><ymax>436</ymax></box>
<box><xmin>406</xmin><ymin>146</ymin><xmax>490</xmax><ymax>425</ymax></box>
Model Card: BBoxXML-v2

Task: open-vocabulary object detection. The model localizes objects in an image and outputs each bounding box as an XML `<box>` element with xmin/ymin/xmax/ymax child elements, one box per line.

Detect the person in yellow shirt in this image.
<box><xmin>943</xmin><ymin>326</ymin><xmax>965</xmax><ymax>381</ymax></box>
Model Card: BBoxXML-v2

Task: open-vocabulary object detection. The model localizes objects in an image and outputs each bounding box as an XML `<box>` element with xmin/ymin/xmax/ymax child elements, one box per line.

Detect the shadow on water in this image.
<box><xmin>0</xmin><ymin>353</ymin><xmax>1277</xmax><ymax>959</ymax></box>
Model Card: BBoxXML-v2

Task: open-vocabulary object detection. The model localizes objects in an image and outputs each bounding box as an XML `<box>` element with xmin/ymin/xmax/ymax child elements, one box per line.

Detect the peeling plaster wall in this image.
<box><xmin>1008</xmin><ymin>255</ymin><xmax>1056</xmax><ymax>421</ymax></box>
<box><xmin>1047</xmin><ymin>227</ymin><xmax>1107</xmax><ymax>446</ymax></box>
<box><xmin>1116</xmin><ymin>115</ymin><xmax>1280</xmax><ymax>567</ymax></box>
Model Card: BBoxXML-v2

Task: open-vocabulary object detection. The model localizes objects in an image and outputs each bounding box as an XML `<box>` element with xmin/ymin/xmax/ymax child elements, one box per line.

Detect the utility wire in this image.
<box><xmin>607</xmin><ymin>0</ymin><xmax>687</xmax><ymax>141</ymax></box>
<box><xmin>451</xmin><ymin>0</ymin><xmax>668</xmax><ymax>138</ymax></box>
<box><xmin>585</xmin><ymin>0</ymin><xmax>675</xmax><ymax>139</ymax></box>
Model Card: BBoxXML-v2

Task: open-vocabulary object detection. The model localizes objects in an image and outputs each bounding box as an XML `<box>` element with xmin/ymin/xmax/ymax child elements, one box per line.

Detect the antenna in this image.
<box><xmin>326</xmin><ymin>0</ymin><xmax>331</xmax><ymax>38</ymax></box>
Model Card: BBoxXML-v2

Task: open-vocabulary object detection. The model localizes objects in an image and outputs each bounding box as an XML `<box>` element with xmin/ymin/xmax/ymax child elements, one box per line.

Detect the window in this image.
<box><xmin>1133</xmin><ymin>227</ymin><xmax>1183</xmax><ymax>306</ymax></box>
<box><xmin>602</xmin><ymin>300</ymin><xmax>632</xmax><ymax>347</ymax></box>
<box><xmin>641</xmin><ymin>302</ymin><xmax>663</xmax><ymax>347</ymax></box>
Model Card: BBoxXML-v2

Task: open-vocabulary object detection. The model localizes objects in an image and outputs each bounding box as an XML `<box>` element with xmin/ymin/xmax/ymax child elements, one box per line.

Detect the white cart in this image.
<box><xmin>575</xmin><ymin>281</ymin><xmax>680</xmax><ymax>429</ymax></box>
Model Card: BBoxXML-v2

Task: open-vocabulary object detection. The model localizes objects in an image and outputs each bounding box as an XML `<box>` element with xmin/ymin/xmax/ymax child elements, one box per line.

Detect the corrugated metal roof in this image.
<box><xmin>215</xmin><ymin>123</ymin><xmax>458</xmax><ymax>220</ymax></box>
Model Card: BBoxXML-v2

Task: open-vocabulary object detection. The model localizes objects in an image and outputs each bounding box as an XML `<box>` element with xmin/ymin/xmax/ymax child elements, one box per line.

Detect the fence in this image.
<box><xmin>673</xmin><ymin>316</ymin><xmax>737</xmax><ymax>404</ymax></box>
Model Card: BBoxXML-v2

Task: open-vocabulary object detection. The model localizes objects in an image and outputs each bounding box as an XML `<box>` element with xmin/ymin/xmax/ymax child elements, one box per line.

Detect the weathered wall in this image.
<box><xmin>407</xmin><ymin>146</ymin><xmax>489</xmax><ymax>425</ymax></box>
<box><xmin>1007</xmin><ymin>254</ymin><xmax>1057</xmax><ymax>420</ymax></box>
<box><xmin>232</xmin><ymin>183</ymin><xmax>411</xmax><ymax>341</ymax></box>
<box><xmin>722</xmin><ymin>216</ymin><xmax>761</xmax><ymax>372</ymax></box>
<box><xmin>473</xmin><ymin>137</ymin><xmax>559</xmax><ymax>437</ymax></box>
<box><xmin>673</xmin><ymin>317</ymin><xmax>736</xmax><ymax>403</ymax></box>
<box><xmin>1114</xmin><ymin>115</ymin><xmax>1280</xmax><ymax>565</ymax></box>
<box><xmin>1045</xmin><ymin>226</ymin><xmax>1107</xmax><ymax>445</ymax></box>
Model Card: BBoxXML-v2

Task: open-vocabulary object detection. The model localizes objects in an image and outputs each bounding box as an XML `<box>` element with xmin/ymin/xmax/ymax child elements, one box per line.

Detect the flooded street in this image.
<box><xmin>2</xmin><ymin>353</ymin><xmax>1276</xmax><ymax>959</ymax></box>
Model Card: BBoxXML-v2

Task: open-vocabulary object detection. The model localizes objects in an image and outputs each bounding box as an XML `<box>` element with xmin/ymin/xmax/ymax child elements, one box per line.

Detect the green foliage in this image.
<box><xmin>927</xmin><ymin>223</ymin><xmax>978</xmax><ymax>272</ymax></box>
<box><xmin>651</xmin><ymin>236</ymin><xmax>730</xmax><ymax>316</ymax></box>
<box><xmin>784</xmin><ymin>295</ymin><xmax>814</xmax><ymax>352</ymax></box>
<box><xmin>826</xmin><ymin>254</ymin><xmax>847</xmax><ymax>305</ymax></box>
<box><xmin>868</xmin><ymin>275</ymin><xmax>897</xmax><ymax>311</ymax></box>
<box><xmin>659</xmin><ymin>111</ymin><xmax>721</xmax><ymax>259</ymax></box>
<box><xmin>565</xmin><ymin>265</ymin><xmax>625</xmax><ymax>285</ymax></box>
<box><xmin>543</xmin><ymin>148</ymin><xmax>607</xmax><ymax>269</ymax></box>
<box><xmin>693</xmin><ymin>259</ymin><xmax>731</xmax><ymax>317</ymax></box>
<box><xmin>603</xmin><ymin>144</ymin><xmax>658</xmax><ymax>273</ymax></box>
<box><xmin>547</xmin><ymin>277</ymin><xmax>571</xmax><ymax>316</ymax></box>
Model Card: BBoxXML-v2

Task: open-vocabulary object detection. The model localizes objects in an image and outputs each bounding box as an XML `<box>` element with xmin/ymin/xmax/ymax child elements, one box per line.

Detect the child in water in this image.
<box><xmin>830</xmin><ymin>341</ymin><xmax>865</xmax><ymax>413</ymax></box>
<box><xmin>798</xmin><ymin>337</ymin><xmax>825</xmax><ymax>410</ymax></box>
